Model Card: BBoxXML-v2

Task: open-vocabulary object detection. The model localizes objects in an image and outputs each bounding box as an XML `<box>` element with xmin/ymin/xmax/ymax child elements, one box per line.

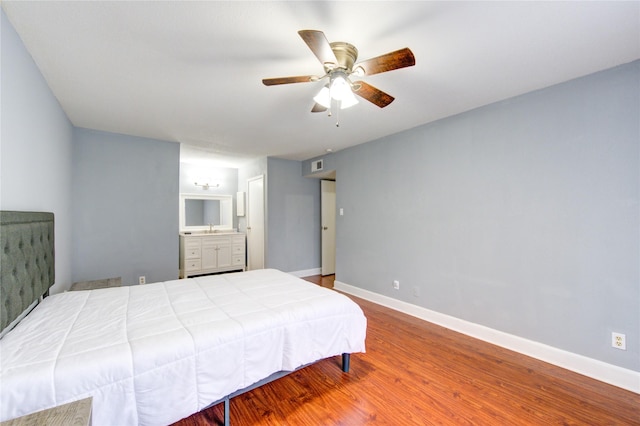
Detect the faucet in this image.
<box><xmin>208</xmin><ymin>223</ymin><xmax>213</xmax><ymax>233</ymax></box>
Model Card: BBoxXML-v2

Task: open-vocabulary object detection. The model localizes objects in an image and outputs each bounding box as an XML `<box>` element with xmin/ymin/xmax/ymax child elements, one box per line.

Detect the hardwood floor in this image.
<box><xmin>174</xmin><ymin>275</ymin><xmax>640</xmax><ymax>425</ymax></box>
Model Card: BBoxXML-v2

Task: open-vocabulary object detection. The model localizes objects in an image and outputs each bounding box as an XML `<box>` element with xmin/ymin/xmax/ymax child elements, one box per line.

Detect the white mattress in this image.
<box><xmin>0</xmin><ymin>269</ymin><xmax>366</xmax><ymax>425</ymax></box>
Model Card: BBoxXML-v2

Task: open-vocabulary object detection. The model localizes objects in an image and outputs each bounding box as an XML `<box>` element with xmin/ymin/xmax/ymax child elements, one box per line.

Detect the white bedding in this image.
<box><xmin>0</xmin><ymin>269</ymin><xmax>366</xmax><ymax>425</ymax></box>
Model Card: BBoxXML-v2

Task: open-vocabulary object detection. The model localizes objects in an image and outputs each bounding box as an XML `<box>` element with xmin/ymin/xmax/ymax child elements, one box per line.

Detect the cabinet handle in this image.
<box><xmin>323</xmin><ymin>226</ymin><xmax>328</xmax><ymax>230</ymax></box>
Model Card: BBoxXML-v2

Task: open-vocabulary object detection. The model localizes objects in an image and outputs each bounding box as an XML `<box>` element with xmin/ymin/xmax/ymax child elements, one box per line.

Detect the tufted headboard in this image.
<box><xmin>0</xmin><ymin>211</ymin><xmax>55</xmax><ymax>334</ymax></box>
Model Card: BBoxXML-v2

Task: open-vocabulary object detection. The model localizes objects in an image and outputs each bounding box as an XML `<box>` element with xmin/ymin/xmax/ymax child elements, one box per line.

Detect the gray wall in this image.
<box><xmin>1</xmin><ymin>10</ymin><xmax>74</xmax><ymax>293</ymax></box>
<box><xmin>72</xmin><ymin>128</ymin><xmax>180</xmax><ymax>286</ymax></box>
<box><xmin>334</xmin><ymin>61</ymin><xmax>639</xmax><ymax>371</ymax></box>
<box><xmin>266</xmin><ymin>158</ymin><xmax>321</xmax><ymax>272</ymax></box>
<box><xmin>302</xmin><ymin>153</ymin><xmax>337</xmax><ymax>177</ymax></box>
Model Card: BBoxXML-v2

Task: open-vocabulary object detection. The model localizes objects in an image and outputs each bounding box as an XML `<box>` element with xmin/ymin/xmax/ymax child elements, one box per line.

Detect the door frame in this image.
<box><xmin>246</xmin><ymin>175</ymin><xmax>265</xmax><ymax>270</ymax></box>
<box><xmin>321</xmin><ymin>179</ymin><xmax>336</xmax><ymax>276</ymax></box>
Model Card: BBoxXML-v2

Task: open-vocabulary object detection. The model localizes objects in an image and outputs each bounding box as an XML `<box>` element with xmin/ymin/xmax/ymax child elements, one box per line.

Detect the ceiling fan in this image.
<box><xmin>262</xmin><ymin>30</ymin><xmax>415</xmax><ymax>114</ymax></box>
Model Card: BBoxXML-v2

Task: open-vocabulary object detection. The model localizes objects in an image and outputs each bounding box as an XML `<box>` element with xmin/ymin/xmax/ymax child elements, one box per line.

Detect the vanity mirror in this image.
<box><xmin>179</xmin><ymin>193</ymin><xmax>233</xmax><ymax>232</ymax></box>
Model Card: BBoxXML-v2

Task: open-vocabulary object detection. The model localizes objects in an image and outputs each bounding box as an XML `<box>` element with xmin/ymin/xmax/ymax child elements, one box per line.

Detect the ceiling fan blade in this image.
<box><xmin>262</xmin><ymin>76</ymin><xmax>315</xmax><ymax>86</ymax></box>
<box><xmin>355</xmin><ymin>47</ymin><xmax>415</xmax><ymax>76</ymax></box>
<box><xmin>298</xmin><ymin>30</ymin><xmax>338</xmax><ymax>67</ymax></box>
<box><xmin>352</xmin><ymin>81</ymin><xmax>395</xmax><ymax>108</ymax></box>
<box><xmin>311</xmin><ymin>103</ymin><xmax>328</xmax><ymax>113</ymax></box>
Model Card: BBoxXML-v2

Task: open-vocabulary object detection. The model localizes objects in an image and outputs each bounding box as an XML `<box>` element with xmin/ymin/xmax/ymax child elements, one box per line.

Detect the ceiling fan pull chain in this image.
<box><xmin>336</xmin><ymin>101</ymin><xmax>340</xmax><ymax>127</ymax></box>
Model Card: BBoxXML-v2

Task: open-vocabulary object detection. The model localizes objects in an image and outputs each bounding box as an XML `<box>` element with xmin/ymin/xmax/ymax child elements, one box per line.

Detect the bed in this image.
<box><xmin>0</xmin><ymin>211</ymin><xmax>367</xmax><ymax>425</ymax></box>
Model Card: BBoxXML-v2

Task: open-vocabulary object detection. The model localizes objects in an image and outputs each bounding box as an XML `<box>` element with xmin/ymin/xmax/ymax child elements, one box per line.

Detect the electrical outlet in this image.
<box><xmin>138</xmin><ymin>276</ymin><xmax>146</xmax><ymax>285</ymax></box>
<box><xmin>393</xmin><ymin>280</ymin><xmax>400</xmax><ymax>290</ymax></box>
<box><xmin>412</xmin><ymin>286</ymin><xmax>420</xmax><ymax>298</ymax></box>
<box><xmin>612</xmin><ymin>332</ymin><xmax>626</xmax><ymax>350</ymax></box>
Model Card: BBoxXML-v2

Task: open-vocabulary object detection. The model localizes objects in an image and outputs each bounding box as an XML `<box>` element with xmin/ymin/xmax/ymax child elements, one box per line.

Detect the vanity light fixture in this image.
<box><xmin>194</xmin><ymin>182</ymin><xmax>219</xmax><ymax>190</ymax></box>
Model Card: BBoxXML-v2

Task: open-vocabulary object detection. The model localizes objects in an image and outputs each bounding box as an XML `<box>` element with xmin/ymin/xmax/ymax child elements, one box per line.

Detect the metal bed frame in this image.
<box><xmin>209</xmin><ymin>353</ymin><xmax>351</xmax><ymax>426</ymax></box>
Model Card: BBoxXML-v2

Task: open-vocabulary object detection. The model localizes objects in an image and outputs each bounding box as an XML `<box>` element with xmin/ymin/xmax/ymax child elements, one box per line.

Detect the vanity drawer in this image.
<box><xmin>184</xmin><ymin>239</ymin><xmax>201</xmax><ymax>249</ymax></box>
<box><xmin>184</xmin><ymin>247</ymin><xmax>201</xmax><ymax>259</ymax></box>
<box><xmin>184</xmin><ymin>259</ymin><xmax>201</xmax><ymax>272</ymax></box>
<box><xmin>232</xmin><ymin>255</ymin><xmax>245</xmax><ymax>266</ymax></box>
<box><xmin>232</xmin><ymin>245</ymin><xmax>244</xmax><ymax>255</ymax></box>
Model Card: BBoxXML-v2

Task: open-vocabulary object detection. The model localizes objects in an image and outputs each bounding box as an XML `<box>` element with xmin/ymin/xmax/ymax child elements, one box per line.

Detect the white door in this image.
<box><xmin>321</xmin><ymin>180</ymin><xmax>336</xmax><ymax>275</ymax></box>
<box><xmin>247</xmin><ymin>175</ymin><xmax>265</xmax><ymax>270</ymax></box>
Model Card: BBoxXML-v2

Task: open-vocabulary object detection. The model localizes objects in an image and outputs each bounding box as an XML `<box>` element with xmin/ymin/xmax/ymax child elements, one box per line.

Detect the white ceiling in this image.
<box><xmin>3</xmin><ymin>1</ymin><xmax>639</xmax><ymax>167</ymax></box>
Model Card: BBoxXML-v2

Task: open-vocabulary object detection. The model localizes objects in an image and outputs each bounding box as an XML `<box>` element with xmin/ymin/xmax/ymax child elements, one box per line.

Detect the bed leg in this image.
<box><xmin>223</xmin><ymin>397</ymin><xmax>230</xmax><ymax>426</ymax></box>
<box><xmin>341</xmin><ymin>353</ymin><xmax>350</xmax><ymax>372</ymax></box>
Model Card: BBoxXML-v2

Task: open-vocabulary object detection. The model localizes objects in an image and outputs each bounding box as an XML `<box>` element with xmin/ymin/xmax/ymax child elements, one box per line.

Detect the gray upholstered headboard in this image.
<box><xmin>0</xmin><ymin>211</ymin><xmax>55</xmax><ymax>334</ymax></box>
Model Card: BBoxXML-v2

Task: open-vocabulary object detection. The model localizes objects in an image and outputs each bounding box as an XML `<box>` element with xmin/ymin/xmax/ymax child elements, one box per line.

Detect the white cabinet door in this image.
<box><xmin>201</xmin><ymin>238</ymin><xmax>218</xmax><ymax>270</ymax></box>
<box><xmin>217</xmin><ymin>244</ymin><xmax>232</xmax><ymax>268</ymax></box>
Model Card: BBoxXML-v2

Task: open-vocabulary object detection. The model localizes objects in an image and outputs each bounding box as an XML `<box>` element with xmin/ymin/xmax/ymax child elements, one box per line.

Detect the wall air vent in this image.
<box><xmin>311</xmin><ymin>159</ymin><xmax>324</xmax><ymax>172</ymax></box>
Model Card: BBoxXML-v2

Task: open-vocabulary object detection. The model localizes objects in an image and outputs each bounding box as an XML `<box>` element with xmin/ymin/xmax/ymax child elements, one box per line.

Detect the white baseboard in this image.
<box><xmin>288</xmin><ymin>268</ymin><xmax>321</xmax><ymax>278</ymax></box>
<box><xmin>334</xmin><ymin>280</ymin><xmax>640</xmax><ymax>394</ymax></box>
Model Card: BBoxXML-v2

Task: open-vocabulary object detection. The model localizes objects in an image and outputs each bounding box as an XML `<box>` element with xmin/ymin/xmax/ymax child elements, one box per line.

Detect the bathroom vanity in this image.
<box><xmin>179</xmin><ymin>232</ymin><xmax>246</xmax><ymax>278</ymax></box>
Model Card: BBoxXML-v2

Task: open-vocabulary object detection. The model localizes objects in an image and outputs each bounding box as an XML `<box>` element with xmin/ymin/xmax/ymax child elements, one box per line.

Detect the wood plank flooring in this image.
<box><xmin>174</xmin><ymin>275</ymin><xmax>640</xmax><ymax>425</ymax></box>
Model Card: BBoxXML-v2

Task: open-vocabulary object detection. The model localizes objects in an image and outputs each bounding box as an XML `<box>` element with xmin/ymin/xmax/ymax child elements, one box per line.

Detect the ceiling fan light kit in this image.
<box><xmin>262</xmin><ymin>30</ymin><xmax>415</xmax><ymax>125</ymax></box>
<box><xmin>313</xmin><ymin>72</ymin><xmax>359</xmax><ymax>110</ymax></box>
